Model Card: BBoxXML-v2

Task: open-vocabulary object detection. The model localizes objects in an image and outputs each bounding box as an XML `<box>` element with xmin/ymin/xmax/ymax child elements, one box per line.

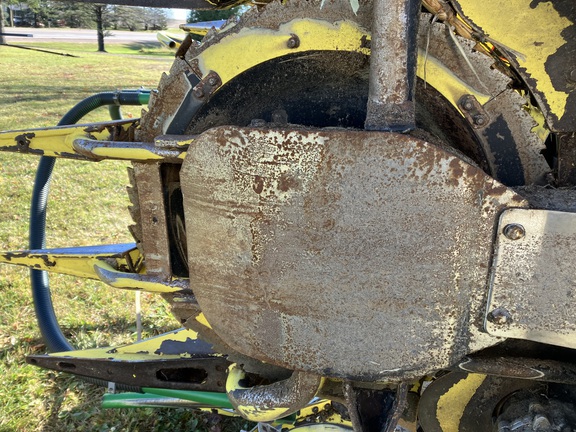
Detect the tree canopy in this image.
<box><xmin>187</xmin><ymin>5</ymin><xmax>245</xmax><ymax>23</ymax></box>
<box><xmin>2</xmin><ymin>0</ymin><xmax>167</xmax><ymax>30</ymax></box>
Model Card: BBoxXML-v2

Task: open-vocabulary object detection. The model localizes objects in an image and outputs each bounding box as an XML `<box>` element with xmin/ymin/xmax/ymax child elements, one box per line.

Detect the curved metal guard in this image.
<box><xmin>226</xmin><ymin>363</ymin><xmax>322</xmax><ymax>422</ymax></box>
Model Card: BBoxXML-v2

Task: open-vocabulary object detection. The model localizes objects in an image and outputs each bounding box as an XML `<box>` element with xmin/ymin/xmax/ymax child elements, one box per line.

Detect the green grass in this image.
<box><xmin>0</xmin><ymin>44</ymin><xmax>249</xmax><ymax>431</ymax></box>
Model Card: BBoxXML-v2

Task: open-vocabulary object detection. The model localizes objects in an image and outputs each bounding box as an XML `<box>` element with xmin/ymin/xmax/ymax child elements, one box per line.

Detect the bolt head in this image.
<box><xmin>208</xmin><ymin>76</ymin><xmax>218</xmax><ymax>86</ymax></box>
<box><xmin>490</xmin><ymin>307</ymin><xmax>512</xmax><ymax>325</ymax></box>
<box><xmin>503</xmin><ymin>223</ymin><xmax>526</xmax><ymax>240</ymax></box>
<box><xmin>287</xmin><ymin>34</ymin><xmax>300</xmax><ymax>49</ymax></box>
<box><xmin>473</xmin><ymin>115</ymin><xmax>486</xmax><ymax>126</ymax></box>
<box><xmin>463</xmin><ymin>100</ymin><xmax>474</xmax><ymax>110</ymax></box>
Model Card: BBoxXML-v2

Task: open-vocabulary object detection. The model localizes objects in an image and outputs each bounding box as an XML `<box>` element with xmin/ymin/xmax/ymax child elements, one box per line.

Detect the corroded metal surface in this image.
<box><xmin>486</xmin><ymin>209</ymin><xmax>576</xmax><ymax>349</ymax></box>
<box><xmin>27</xmin><ymin>328</ymin><xmax>228</xmax><ymax>392</ymax></box>
<box><xmin>557</xmin><ymin>132</ymin><xmax>576</xmax><ymax>186</ymax></box>
<box><xmin>131</xmin><ymin>163</ymin><xmax>172</xmax><ymax>278</ymax></box>
<box><xmin>459</xmin><ymin>356</ymin><xmax>576</xmax><ymax>385</ymax></box>
<box><xmin>418</xmin><ymin>372</ymin><xmax>542</xmax><ymax>432</ymax></box>
<box><xmin>226</xmin><ymin>364</ymin><xmax>322</xmax><ymax>422</ymax></box>
<box><xmin>453</xmin><ymin>0</ymin><xmax>576</xmax><ymax>132</ymax></box>
<box><xmin>181</xmin><ymin>126</ymin><xmax>527</xmax><ymax>381</ymax></box>
<box><xmin>365</xmin><ymin>0</ymin><xmax>420</xmax><ymax>131</ymax></box>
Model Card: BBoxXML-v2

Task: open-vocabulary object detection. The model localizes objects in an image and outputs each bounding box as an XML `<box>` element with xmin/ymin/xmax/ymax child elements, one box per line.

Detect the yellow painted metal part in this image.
<box><xmin>156</xmin><ymin>31</ymin><xmax>184</xmax><ymax>49</ymax></box>
<box><xmin>0</xmin><ymin>244</ymin><xmax>188</xmax><ymax>294</ymax></box>
<box><xmin>195</xmin><ymin>19</ymin><xmax>369</xmax><ymax>86</ymax></box>
<box><xmin>50</xmin><ymin>328</ymin><xmax>206</xmax><ymax>360</ymax></box>
<box><xmin>457</xmin><ymin>0</ymin><xmax>572</xmax><ymax>121</ymax></box>
<box><xmin>289</xmin><ymin>425</ymin><xmax>352</xmax><ymax>431</ymax></box>
<box><xmin>195</xmin><ymin>18</ymin><xmax>488</xmax><ymax>114</ymax></box>
<box><xmin>226</xmin><ymin>363</ymin><xmax>298</xmax><ymax>422</ymax></box>
<box><xmin>74</xmin><ymin>139</ymin><xmax>183</xmax><ymax>161</ymax></box>
<box><xmin>0</xmin><ymin>120</ymin><xmax>187</xmax><ymax>162</ymax></box>
<box><xmin>435</xmin><ymin>373</ymin><xmax>487</xmax><ymax>432</ymax></box>
<box><xmin>416</xmin><ymin>49</ymin><xmax>490</xmax><ymax>108</ymax></box>
<box><xmin>195</xmin><ymin>312</ymin><xmax>213</xmax><ymax>329</ymax></box>
<box><xmin>0</xmin><ymin>121</ymin><xmax>134</xmax><ymax>158</ymax></box>
<box><xmin>291</xmin><ymin>401</ymin><xmax>353</xmax><ymax>429</ymax></box>
<box><xmin>93</xmin><ymin>260</ymin><xmax>188</xmax><ymax>293</ymax></box>
<box><xmin>0</xmin><ymin>244</ymin><xmax>141</xmax><ymax>281</ymax></box>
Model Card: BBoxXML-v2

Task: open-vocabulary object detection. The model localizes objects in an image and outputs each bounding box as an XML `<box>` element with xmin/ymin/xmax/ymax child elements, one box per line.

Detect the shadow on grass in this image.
<box><xmin>121</xmin><ymin>41</ymin><xmax>162</xmax><ymax>50</ymax></box>
<box><xmin>1</xmin><ymin>315</ymin><xmax>175</xmax><ymax>359</ymax></box>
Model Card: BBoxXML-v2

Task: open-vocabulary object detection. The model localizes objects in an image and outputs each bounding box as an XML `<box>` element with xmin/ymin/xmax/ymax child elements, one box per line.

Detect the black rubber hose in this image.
<box><xmin>29</xmin><ymin>90</ymin><xmax>149</xmax><ymax>390</ymax></box>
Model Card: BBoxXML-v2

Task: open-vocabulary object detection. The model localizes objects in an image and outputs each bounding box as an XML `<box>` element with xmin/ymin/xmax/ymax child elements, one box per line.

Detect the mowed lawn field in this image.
<box><xmin>0</xmin><ymin>40</ymin><xmax>248</xmax><ymax>431</ymax></box>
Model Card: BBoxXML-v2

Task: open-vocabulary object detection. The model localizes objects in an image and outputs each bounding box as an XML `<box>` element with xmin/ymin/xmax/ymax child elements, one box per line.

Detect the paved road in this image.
<box><xmin>3</xmin><ymin>28</ymin><xmax>160</xmax><ymax>44</ymax></box>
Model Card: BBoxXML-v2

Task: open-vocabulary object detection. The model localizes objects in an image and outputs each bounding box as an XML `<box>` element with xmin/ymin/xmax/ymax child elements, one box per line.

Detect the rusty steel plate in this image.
<box><xmin>486</xmin><ymin>209</ymin><xmax>576</xmax><ymax>349</ymax></box>
<box><xmin>181</xmin><ymin>126</ymin><xmax>527</xmax><ymax>381</ymax></box>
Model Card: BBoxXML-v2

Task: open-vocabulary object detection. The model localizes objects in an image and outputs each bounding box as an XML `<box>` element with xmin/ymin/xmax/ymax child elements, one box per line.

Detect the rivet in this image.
<box><xmin>503</xmin><ymin>223</ymin><xmax>525</xmax><ymax>240</ymax></box>
<box><xmin>489</xmin><ymin>307</ymin><xmax>512</xmax><ymax>325</ymax></box>
<box><xmin>569</xmin><ymin>69</ymin><xmax>576</xmax><ymax>82</ymax></box>
<box><xmin>462</xmin><ymin>100</ymin><xmax>474</xmax><ymax>111</ymax></box>
<box><xmin>287</xmin><ymin>34</ymin><xmax>300</xmax><ymax>49</ymax></box>
<box><xmin>208</xmin><ymin>76</ymin><xmax>218</xmax><ymax>86</ymax></box>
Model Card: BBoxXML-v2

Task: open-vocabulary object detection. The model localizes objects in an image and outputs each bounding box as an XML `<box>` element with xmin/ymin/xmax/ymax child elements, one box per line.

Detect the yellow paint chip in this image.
<box><xmin>436</xmin><ymin>374</ymin><xmax>486</xmax><ymax>432</ymax></box>
<box><xmin>458</xmin><ymin>0</ymin><xmax>571</xmax><ymax>119</ymax></box>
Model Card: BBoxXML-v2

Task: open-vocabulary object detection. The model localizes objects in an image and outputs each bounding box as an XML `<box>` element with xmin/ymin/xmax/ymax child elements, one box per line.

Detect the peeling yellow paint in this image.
<box><xmin>436</xmin><ymin>373</ymin><xmax>486</xmax><ymax>432</ymax></box>
<box><xmin>197</xmin><ymin>18</ymin><xmax>489</xmax><ymax>116</ymax></box>
<box><xmin>458</xmin><ymin>0</ymin><xmax>571</xmax><ymax>120</ymax></box>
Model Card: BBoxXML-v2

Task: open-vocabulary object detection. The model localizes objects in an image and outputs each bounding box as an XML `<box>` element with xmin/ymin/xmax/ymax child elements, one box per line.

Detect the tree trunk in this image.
<box><xmin>0</xmin><ymin>1</ymin><xmax>6</xmax><ymax>45</ymax></box>
<box><xmin>94</xmin><ymin>5</ymin><xmax>106</xmax><ymax>52</ymax></box>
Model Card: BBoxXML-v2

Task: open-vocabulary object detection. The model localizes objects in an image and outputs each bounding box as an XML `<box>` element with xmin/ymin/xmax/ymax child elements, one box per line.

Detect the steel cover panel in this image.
<box><xmin>487</xmin><ymin>208</ymin><xmax>576</xmax><ymax>348</ymax></box>
<box><xmin>182</xmin><ymin>126</ymin><xmax>526</xmax><ymax>380</ymax></box>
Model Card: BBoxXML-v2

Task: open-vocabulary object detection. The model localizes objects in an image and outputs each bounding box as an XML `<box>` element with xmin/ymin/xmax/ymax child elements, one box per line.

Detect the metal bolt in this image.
<box><xmin>490</xmin><ymin>307</ymin><xmax>512</xmax><ymax>325</ymax></box>
<box><xmin>208</xmin><ymin>76</ymin><xmax>218</xmax><ymax>86</ymax></box>
<box><xmin>533</xmin><ymin>415</ymin><xmax>552</xmax><ymax>432</ymax></box>
<box><xmin>569</xmin><ymin>69</ymin><xmax>576</xmax><ymax>83</ymax></box>
<box><xmin>462</xmin><ymin>100</ymin><xmax>474</xmax><ymax>111</ymax></box>
<box><xmin>503</xmin><ymin>223</ymin><xmax>526</xmax><ymax>240</ymax></box>
<box><xmin>193</xmin><ymin>87</ymin><xmax>204</xmax><ymax>98</ymax></box>
<box><xmin>473</xmin><ymin>115</ymin><xmax>486</xmax><ymax>126</ymax></box>
<box><xmin>287</xmin><ymin>34</ymin><xmax>300</xmax><ymax>49</ymax></box>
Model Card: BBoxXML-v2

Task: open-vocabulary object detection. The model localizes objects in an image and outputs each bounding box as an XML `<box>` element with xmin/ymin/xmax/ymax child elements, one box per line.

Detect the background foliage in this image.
<box><xmin>1</xmin><ymin>0</ymin><xmax>167</xmax><ymax>30</ymax></box>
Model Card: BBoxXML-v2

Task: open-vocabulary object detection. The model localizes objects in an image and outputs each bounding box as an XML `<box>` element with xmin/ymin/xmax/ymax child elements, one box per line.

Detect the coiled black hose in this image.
<box><xmin>29</xmin><ymin>90</ymin><xmax>150</xmax><ymax>390</ymax></box>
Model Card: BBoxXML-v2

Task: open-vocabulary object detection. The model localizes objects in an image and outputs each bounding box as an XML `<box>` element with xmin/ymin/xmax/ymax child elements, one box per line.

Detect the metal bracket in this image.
<box><xmin>458</xmin><ymin>94</ymin><xmax>490</xmax><ymax>129</ymax></box>
<box><xmin>191</xmin><ymin>70</ymin><xmax>222</xmax><ymax>100</ymax></box>
<box><xmin>486</xmin><ymin>208</ymin><xmax>576</xmax><ymax>349</ymax></box>
<box><xmin>27</xmin><ymin>328</ymin><xmax>229</xmax><ymax>392</ymax></box>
